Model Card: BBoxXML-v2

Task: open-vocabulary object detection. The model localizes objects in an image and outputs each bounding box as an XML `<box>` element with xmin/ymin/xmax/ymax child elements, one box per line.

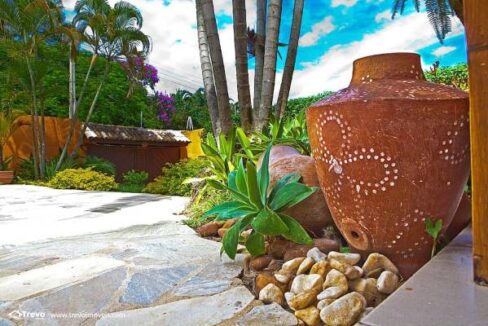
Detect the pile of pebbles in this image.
<box><xmin>255</xmin><ymin>248</ymin><xmax>401</xmax><ymax>326</ymax></box>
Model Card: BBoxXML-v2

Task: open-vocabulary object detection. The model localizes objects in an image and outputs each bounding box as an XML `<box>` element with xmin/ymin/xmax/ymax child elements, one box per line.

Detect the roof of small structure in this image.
<box><xmin>84</xmin><ymin>123</ymin><xmax>190</xmax><ymax>144</ymax></box>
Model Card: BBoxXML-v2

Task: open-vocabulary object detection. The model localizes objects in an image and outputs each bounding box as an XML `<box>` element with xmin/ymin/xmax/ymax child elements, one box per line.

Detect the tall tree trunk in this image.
<box><xmin>450</xmin><ymin>0</ymin><xmax>464</xmax><ymax>24</ymax></box>
<box><xmin>69</xmin><ymin>62</ymin><xmax>110</xmax><ymax>159</ymax></box>
<box><xmin>56</xmin><ymin>54</ymin><xmax>98</xmax><ymax>171</ymax></box>
<box><xmin>253</xmin><ymin>0</ymin><xmax>266</xmax><ymax>128</ymax></box>
<box><xmin>232</xmin><ymin>0</ymin><xmax>252</xmax><ymax>132</ymax></box>
<box><xmin>256</xmin><ymin>0</ymin><xmax>282</xmax><ymax>131</ymax></box>
<box><xmin>196</xmin><ymin>0</ymin><xmax>220</xmax><ymax>136</ymax></box>
<box><xmin>69</xmin><ymin>44</ymin><xmax>76</xmax><ymax>119</ymax></box>
<box><xmin>276</xmin><ymin>0</ymin><xmax>304</xmax><ymax>120</ymax></box>
<box><xmin>200</xmin><ymin>0</ymin><xmax>232</xmax><ymax>135</ymax></box>
<box><xmin>464</xmin><ymin>0</ymin><xmax>488</xmax><ymax>286</ymax></box>
<box><xmin>25</xmin><ymin>57</ymin><xmax>41</xmax><ymax>179</ymax></box>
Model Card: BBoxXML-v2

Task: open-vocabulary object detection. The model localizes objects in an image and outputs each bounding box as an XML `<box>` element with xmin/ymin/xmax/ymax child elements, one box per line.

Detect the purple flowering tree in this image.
<box><xmin>155</xmin><ymin>91</ymin><xmax>176</xmax><ymax>127</ymax></box>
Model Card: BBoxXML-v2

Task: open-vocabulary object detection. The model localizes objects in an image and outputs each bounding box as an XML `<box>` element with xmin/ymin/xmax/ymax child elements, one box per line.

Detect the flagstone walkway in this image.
<box><xmin>0</xmin><ymin>185</ymin><xmax>297</xmax><ymax>326</ymax></box>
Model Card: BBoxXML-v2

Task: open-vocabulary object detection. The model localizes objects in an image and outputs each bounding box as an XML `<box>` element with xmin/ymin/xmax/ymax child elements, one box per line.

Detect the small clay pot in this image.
<box><xmin>0</xmin><ymin>171</ymin><xmax>14</xmax><ymax>184</ymax></box>
<box><xmin>307</xmin><ymin>53</ymin><xmax>470</xmax><ymax>278</ymax></box>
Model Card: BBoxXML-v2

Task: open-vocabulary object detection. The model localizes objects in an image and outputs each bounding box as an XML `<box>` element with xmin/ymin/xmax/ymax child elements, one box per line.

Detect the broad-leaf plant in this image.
<box><xmin>203</xmin><ymin>146</ymin><xmax>317</xmax><ymax>259</ymax></box>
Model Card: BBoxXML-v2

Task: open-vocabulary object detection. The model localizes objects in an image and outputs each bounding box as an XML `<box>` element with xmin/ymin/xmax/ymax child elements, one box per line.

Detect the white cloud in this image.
<box><xmin>375</xmin><ymin>10</ymin><xmax>391</xmax><ymax>23</ymax></box>
<box><xmin>299</xmin><ymin>16</ymin><xmax>335</xmax><ymax>47</ymax></box>
<box><xmin>432</xmin><ymin>46</ymin><xmax>456</xmax><ymax>57</ymax></box>
<box><xmin>290</xmin><ymin>12</ymin><xmax>465</xmax><ymax>98</ymax></box>
<box><xmin>331</xmin><ymin>0</ymin><xmax>358</xmax><ymax>8</ymax></box>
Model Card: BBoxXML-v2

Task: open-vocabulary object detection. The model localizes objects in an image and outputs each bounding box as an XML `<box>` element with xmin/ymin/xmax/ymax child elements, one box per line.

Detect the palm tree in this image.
<box><xmin>392</xmin><ymin>0</ymin><xmax>464</xmax><ymax>42</ymax></box>
<box><xmin>58</xmin><ymin>0</ymin><xmax>151</xmax><ymax>164</ymax></box>
<box><xmin>253</xmin><ymin>0</ymin><xmax>266</xmax><ymax>125</ymax></box>
<box><xmin>256</xmin><ymin>0</ymin><xmax>282</xmax><ymax>131</ymax></box>
<box><xmin>0</xmin><ymin>0</ymin><xmax>64</xmax><ymax>178</ymax></box>
<box><xmin>196</xmin><ymin>0</ymin><xmax>220</xmax><ymax>135</ymax></box>
<box><xmin>199</xmin><ymin>0</ymin><xmax>232</xmax><ymax>135</ymax></box>
<box><xmin>233</xmin><ymin>0</ymin><xmax>252</xmax><ymax>132</ymax></box>
<box><xmin>276</xmin><ymin>0</ymin><xmax>304</xmax><ymax>120</ymax></box>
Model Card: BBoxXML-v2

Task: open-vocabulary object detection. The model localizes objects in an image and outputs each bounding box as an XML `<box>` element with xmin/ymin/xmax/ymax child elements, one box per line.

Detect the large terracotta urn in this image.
<box><xmin>306</xmin><ymin>53</ymin><xmax>470</xmax><ymax>278</ymax></box>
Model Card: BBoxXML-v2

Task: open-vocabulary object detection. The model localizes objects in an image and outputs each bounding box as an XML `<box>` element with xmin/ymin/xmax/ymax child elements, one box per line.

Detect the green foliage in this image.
<box><xmin>425</xmin><ymin>63</ymin><xmax>468</xmax><ymax>91</ymax></box>
<box><xmin>282</xmin><ymin>92</ymin><xmax>333</xmax><ymax>121</ymax></box>
<box><xmin>122</xmin><ymin>170</ymin><xmax>148</xmax><ymax>185</ymax></box>
<box><xmin>48</xmin><ymin>168</ymin><xmax>117</xmax><ymax>191</ymax></box>
<box><xmin>18</xmin><ymin>155</ymin><xmax>78</xmax><ymax>180</ymax></box>
<box><xmin>201</xmin><ymin>129</ymin><xmax>240</xmax><ymax>183</ymax></box>
<box><xmin>171</xmin><ymin>89</ymin><xmax>213</xmax><ymax>131</ymax></box>
<box><xmin>204</xmin><ymin>146</ymin><xmax>317</xmax><ymax>259</ymax></box>
<box><xmin>118</xmin><ymin>170</ymin><xmax>148</xmax><ymax>193</ymax></box>
<box><xmin>238</xmin><ymin>111</ymin><xmax>311</xmax><ymax>157</ymax></box>
<box><xmin>82</xmin><ymin>156</ymin><xmax>116</xmax><ymax>176</ymax></box>
<box><xmin>144</xmin><ymin>158</ymin><xmax>209</xmax><ymax>196</ymax></box>
<box><xmin>184</xmin><ymin>186</ymin><xmax>233</xmax><ymax>228</ymax></box>
<box><xmin>425</xmin><ymin>217</ymin><xmax>443</xmax><ymax>257</ymax></box>
<box><xmin>0</xmin><ymin>40</ymin><xmax>162</xmax><ymax>129</ymax></box>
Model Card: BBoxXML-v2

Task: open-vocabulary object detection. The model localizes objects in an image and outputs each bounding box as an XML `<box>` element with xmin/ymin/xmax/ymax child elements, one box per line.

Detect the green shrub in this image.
<box><xmin>48</xmin><ymin>168</ymin><xmax>117</xmax><ymax>191</ymax></box>
<box><xmin>122</xmin><ymin>170</ymin><xmax>148</xmax><ymax>185</ymax></box>
<box><xmin>117</xmin><ymin>170</ymin><xmax>149</xmax><ymax>193</ymax></box>
<box><xmin>18</xmin><ymin>156</ymin><xmax>80</xmax><ymax>181</ymax></box>
<box><xmin>82</xmin><ymin>156</ymin><xmax>116</xmax><ymax>176</ymax></box>
<box><xmin>144</xmin><ymin>158</ymin><xmax>209</xmax><ymax>196</ymax></box>
<box><xmin>184</xmin><ymin>186</ymin><xmax>232</xmax><ymax>228</ymax></box>
<box><xmin>425</xmin><ymin>63</ymin><xmax>468</xmax><ymax>91</ymax></box>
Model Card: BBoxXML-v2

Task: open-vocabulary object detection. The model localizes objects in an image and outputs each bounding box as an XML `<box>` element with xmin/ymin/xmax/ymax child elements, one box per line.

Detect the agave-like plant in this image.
<box><xmin>203</xmin><ymin>146</ymin><xmax>316</xmax><ymax>259</ymax></box>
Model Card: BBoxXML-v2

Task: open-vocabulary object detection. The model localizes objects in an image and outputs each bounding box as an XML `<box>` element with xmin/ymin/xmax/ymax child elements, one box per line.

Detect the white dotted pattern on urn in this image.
<box><xmin>438</xmin><ymin>114</ymin><xmax>470</xmax><ymax>166</ymax></box>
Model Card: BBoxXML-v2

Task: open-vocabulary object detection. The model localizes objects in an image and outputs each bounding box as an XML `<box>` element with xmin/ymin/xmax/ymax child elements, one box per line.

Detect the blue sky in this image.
<box><xmin>64</xmin><ymin>0</ymin><xmax>467</xmax><ymax>99</ymax></box>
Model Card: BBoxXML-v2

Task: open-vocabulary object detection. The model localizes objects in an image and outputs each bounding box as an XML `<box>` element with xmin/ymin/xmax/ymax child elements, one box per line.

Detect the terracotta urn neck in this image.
<box><xmin>350</xmin><ymin>53</ymin><xmax>426</xmax><ymax>86</ymax></box>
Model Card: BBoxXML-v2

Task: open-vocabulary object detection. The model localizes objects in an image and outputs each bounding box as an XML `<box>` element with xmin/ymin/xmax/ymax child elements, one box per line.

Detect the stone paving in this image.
<box><xmin>0</xmin><ymin>185</ymin><xmax>296</xmax><ymax>326</ymax></box>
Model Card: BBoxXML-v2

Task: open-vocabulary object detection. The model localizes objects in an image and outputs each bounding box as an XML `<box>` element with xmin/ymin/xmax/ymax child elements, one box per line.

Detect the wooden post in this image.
<box><xmin>464</xmin><ymin>0</ymin><xmax>488</xmax><ymax>286</ymax></box>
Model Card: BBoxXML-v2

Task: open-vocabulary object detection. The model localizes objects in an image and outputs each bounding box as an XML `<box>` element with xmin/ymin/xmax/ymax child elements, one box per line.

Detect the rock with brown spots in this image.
<box><xmin>313</xmin><ymin>238</ymin><xmax>341</xmax><ymax>254</ymax></box>
<box><xmin>307</xmin><ymin>247</ymin><xmax>327</xmax><ymax>262</ymax></box>
<box><xmin>377</xmin><ymin>271</ymin><xmax>399</xmax><ymax>294</ymax></box>
<box><xmin>284</xmin><ymin>245</ymin><xmax>312</xmax><ymax>261</ymax></box>
<box><xmin>327</xmin><ymin>251</ymin><xmax>361</xmax><ymax>265</ymax></box>
<box><xmin>317</xmin><ymin>298</ymin><xmax>335</xmax><ymax>310</ymax></box>
<box><xmin>362</xmin><ymin>253</ymin><xmax>399</xmax><ymax>275</ymax></box>
<box><xmin>282</xmin><ymin>257</ymin><xmax>306</xmax><ymax>274</ymax></box>
<box><xmin>259</xmin><ymin>283</ymin><xmax>284</xmax><ymax>305</ymax></box>
<box><xmin>255</xmin><ymin>273</ymin><xmax>286</xmax><ymax>294</ymax></box>
<box><xmin>287</xmin><ymin>289</ymin><xmax>319</xmax><ymax>311</ymax></box>
<box><xmin>217</xmin><ymin>228</ymin><xmax>228</xmax><ymax>238</ymax></box>
<box><xmin>309</xmin><ymin>260</ymin><xmax>332</xmax><ymax>278</ymax></box>
<box><xmin>268</xmin><ymin>239</ymin><xmax>294</xmax><ymax>259</ymax></box>
<box><xmin>291</xmin><ymin>274</ymin><xmax>323</xmax><ymax>294</ymax></box>
<box><xmin>295</xmin><ymin>306</ymin><xmax>321</xmax><ymax>326</ymax></box>
<box><xmin>297</xmin><ymin>257</ymin><xmax>315</xmax><ymax>275</ymax></box>
<box><xmin>348</xmin><ymin>278</ymin><xmax>380</xmax><ymax>307</ymax></box>
<box><xmin>319</xmin><ymin>292</ymin><xmax>366</xmax><ymax>326</ymax></box>
<box><xmin>250</xmin><ymin>256</ymin><xmax>272</xmax><ymax>271</ymax></box>
<box><xmin>223</xmin><ymin>219</ymin><xmax>236</xmax><ymax>229</ymax></box>
<box><xmin>344</xmin><ymin>266</ymin><xmax>363</xmax><ymax>280</ymax></box>
<box><xmin>196</xmin><ymin>221</ymin><xmax>221</xmax><ymax>237</ymax></box>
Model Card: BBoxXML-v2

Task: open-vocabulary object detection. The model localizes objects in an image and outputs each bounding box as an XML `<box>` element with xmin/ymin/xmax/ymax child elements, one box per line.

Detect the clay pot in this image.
<box><xmin>306</xmin><ymin>53</ymin><xmax>470</xmax><ymax>278</ymax></box>
<box><xmin>0</xmin><ymin>171</ymin><xmax>14</xmax><ymax>184</ymax></box>
<box><xmin>258</xmin><ymin>145</ymin><xmax>333</xmax><ymax>236</ymax></box>
<box><xmin>445</xmin><ymin>193</ymin><xmax>471</xmax><ymax>240</ymax></box>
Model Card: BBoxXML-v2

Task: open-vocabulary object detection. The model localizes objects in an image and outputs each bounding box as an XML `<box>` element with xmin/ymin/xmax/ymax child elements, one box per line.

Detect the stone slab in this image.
<box><xmin>0</xmin><ymin>185</ymin><xmax>189</xmax><ymax>246</ymax></box>
<box><xmin>96</xmin><ymin>286</ymin><xmax>255</xmax><ymax>326</ymax></box>
<box><xmin>0</xmin><ymin>256</ymin><xmax>125</xmax><ymax>301</ymax></box>
<box><xmin>360</xmin><ymin>227</ymin><xmax>488</xmax><ymax>326</ymax></box>
<box><xmin>119</xmin><ymin>265</ymin><xmax>196</xmax><ymax>305</ymax></box>
<box><xmin>237</xmin><ymin>303</ymin><xmax>299</xmax><ymax>326</ymax></box>
<box><xmin>15</xmin><ymin>267</ymin><xmax>127</xmax><ymax>326</ymax></box>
